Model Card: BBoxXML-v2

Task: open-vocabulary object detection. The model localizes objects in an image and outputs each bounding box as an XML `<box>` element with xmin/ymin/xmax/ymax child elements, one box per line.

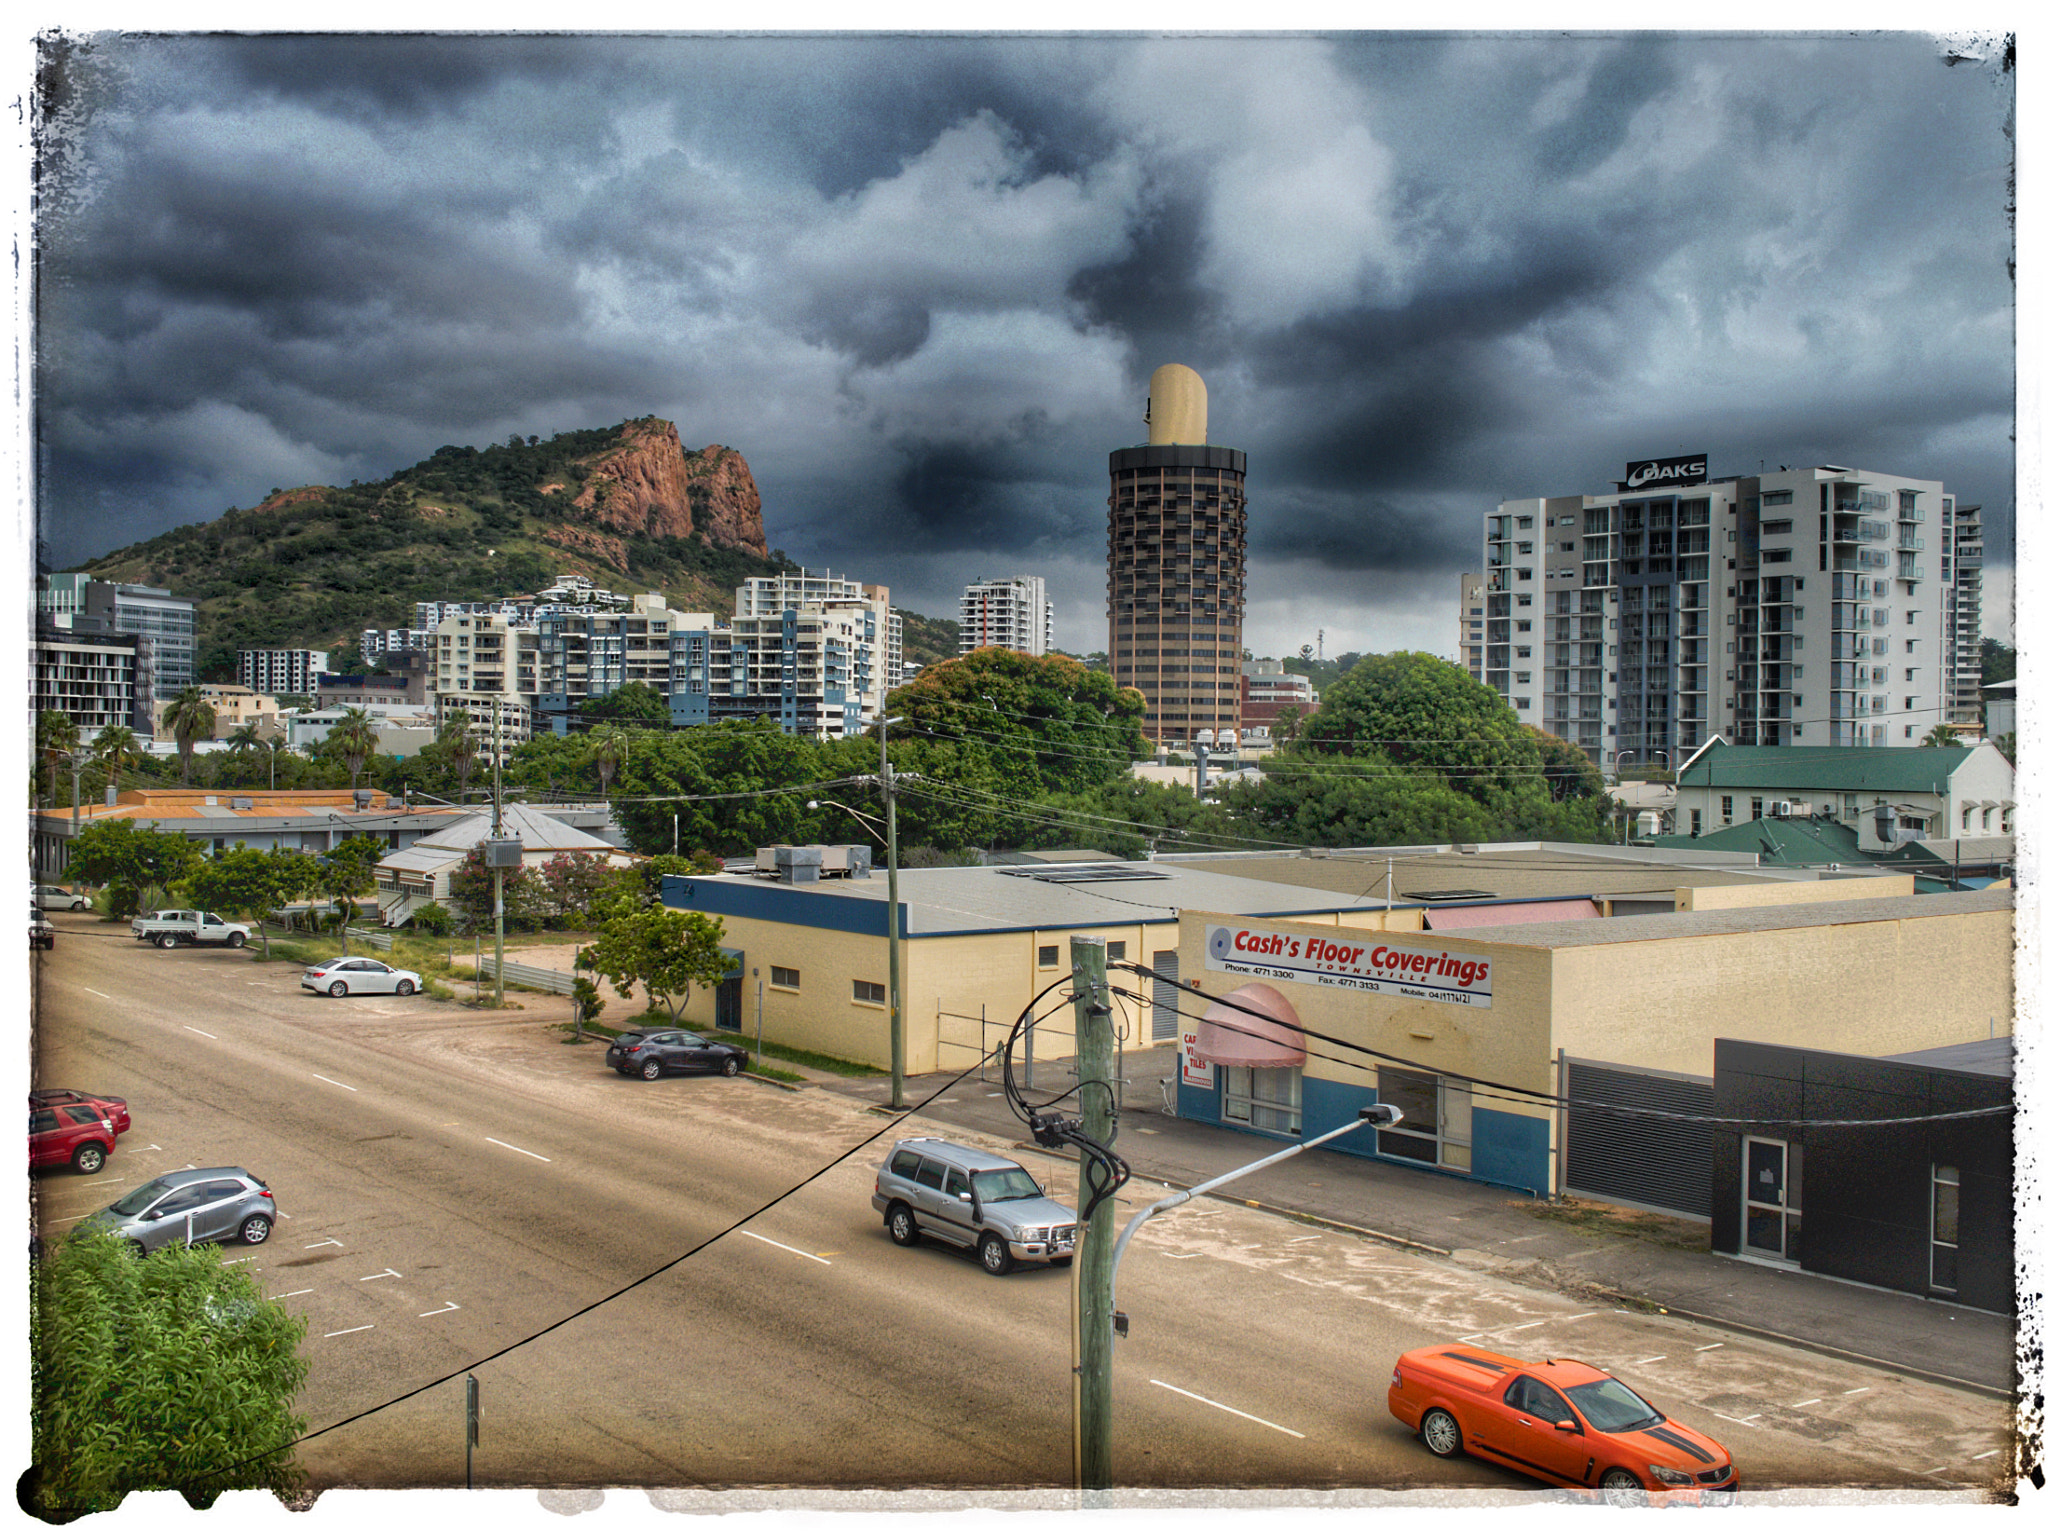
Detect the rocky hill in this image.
<box><xmin>77</xmin><ymin>417</ymin><xmax>959</xmax><ymax>680</ymax></box>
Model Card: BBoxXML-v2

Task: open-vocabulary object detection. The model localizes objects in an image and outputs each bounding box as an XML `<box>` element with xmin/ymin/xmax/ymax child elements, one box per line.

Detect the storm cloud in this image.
<box><xmin>27</xmin><ymin>30</ymin><xmax>2017</xmax><ymax>657</ymax></box>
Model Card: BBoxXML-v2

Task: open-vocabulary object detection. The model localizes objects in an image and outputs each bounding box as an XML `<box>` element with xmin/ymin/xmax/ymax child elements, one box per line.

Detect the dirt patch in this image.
<box><xmin>1509</xmin><ymin>1195</ymin><xmax>1711</xmax><ymax>1252</ymax></box>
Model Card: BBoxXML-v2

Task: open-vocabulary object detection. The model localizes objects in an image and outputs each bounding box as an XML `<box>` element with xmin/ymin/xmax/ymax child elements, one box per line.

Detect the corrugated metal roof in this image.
<box><xmin>1438</xmin><ymin>888</ymin><xmax>2011</xmax><ymax>950</ymax></box>
<box><xmin>406</xmin><ymin>805</ymin><xmax>619</xmax><ymax>854</ymax></box>
<box><xmin>1679</xmin><ymin>741</ymin><xmax>1978</xmax><ymax>793</ymax></box>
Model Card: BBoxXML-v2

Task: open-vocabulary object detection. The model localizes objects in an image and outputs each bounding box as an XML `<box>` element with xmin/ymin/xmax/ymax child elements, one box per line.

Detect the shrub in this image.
<box><xmin>412</xmin><ymin>901</ymin><xmax>454</xmax><ymax>936</ymax></box>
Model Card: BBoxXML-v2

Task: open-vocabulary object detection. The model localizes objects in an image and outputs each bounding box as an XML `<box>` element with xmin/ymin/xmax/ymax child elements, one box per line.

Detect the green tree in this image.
<box><xmin>28</xmin><ymin>1228</ymin><xmax>309</xmax><ymax>1517</ymax></box>
<box><xmin>578</xmin><ymin>904</ymin><xmax>730</xmax><ymax>1024</ymax></box>
<box><xmin>92</xmin><ymin>723</ymin><xmax>143</xmax><ymax>798</ymax></box>
<box><xmin>318</xmin><ymin>833</ymin><xmax>387</xmax><ymax>932</ymax></box>
<box><xmin>580</xmin><ymin>681</ymin><xmax>668</xmax><ymax>726</ymax></box>
<box><xmin>37</xmin><ymin>709</ymin><xmax>79</xmax><ymax>808</ymax></box>
<box><xmin>184</xmin><ymin>845</ymin><xmax>307</xmax><ymax>959</ymax></box>
<box><xmin>1980</xmin><ymin>637</ymin><xmax>2016</xmax><ymax>688</ymax></box>
<box><xmin>1996</xmin><ymin>731</ymin><xmax>2016</xmax><ymax>766</ymax></box>
<box><xmin>536</xmin><ymin>850</ymin><xmax>616</xmax><ymax>927</ymax></box>
<box><xmin>329</xmin><ymin>707</ymin><xmax>380</xmax><ymax>792</ymax></box>
<box><xmin>1920</xmin><ymin>722</ymin><xmax>1966</xmax><ymax>748</ymax></box>
<box><xmin>162</xmin><ymin>685</ymin><xmax>218</xmax><ymax>786</ymax></box>
<box><xmin>64</xmin><ymin>820</ymin><xmax>200</xmax><ymax>913</ymax></box>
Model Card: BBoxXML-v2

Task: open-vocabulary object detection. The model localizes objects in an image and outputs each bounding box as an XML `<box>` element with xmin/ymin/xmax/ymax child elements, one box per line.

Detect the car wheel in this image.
<box><xmin>228</xmin><ymin>932</ymin><xmax>246</xmax><ymax>948</ymax></box>
<box><xmin>1420</xmin><ymin>1408</ymin><xmax>1464</xmax><ymax>1459</ymax></box>
<box><xmin>71</xmin><ymin>1143</ymin><xmax>107</xmax><ymax>1174</ymax></box>
<box><xmin>239</xmin><ymin>1214</ymin><xmax>272</xmax><ymax>1246</ymax></box>
<box><xmin>395</xmin><ymin>979</ymin><xmax>415</xmax><ymax>996</ymax></box>
<box><xmin>72</xmin><ymin>900</ymin><xmax>86</xmax><ymax>911</ymax></box>
<box><xmin>721</xmin><ymin>1055</ymin><xmax>740</xmax><ymax>1077</ymax></box>
<box><xmin>640</xmin><ymin>1058</ymin><xmax>663</xmax><ymax>1080</ymax></box>
<box><xmin>978</xmin><ymin>1231</ymin><xmax>1014</xmax><ymax>1276</ymax></box>
<box><xmin>157</xmin><ymin>935</ymin><xmax>176</xmax><ymax>949</ymax></box>
<box><xmin>1600</xmin><ymin>1469</ymin><xmax>1647</xmax><ymax>1507</ymax></box>
<box><xmin>328</xmin><ymin>981</ymin><xmax>348</xmax><ymax>998</ymax></box>
<box><xmin>130</xmin><ymin>1239</ymin><xmax>149</xmax><ymax>1259</ymax></box>
<box><xmin>887</xmin><ymin>1204</ymin><xmax>920</xmax><ymax>1247</ymax></box>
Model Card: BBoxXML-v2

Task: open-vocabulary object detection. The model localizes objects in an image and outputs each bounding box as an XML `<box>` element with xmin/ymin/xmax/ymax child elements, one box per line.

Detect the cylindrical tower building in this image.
<box><xmin>1107</xmin><ymin>365</ymin><xmax>1247</xmax><ymax>747</ymax></box>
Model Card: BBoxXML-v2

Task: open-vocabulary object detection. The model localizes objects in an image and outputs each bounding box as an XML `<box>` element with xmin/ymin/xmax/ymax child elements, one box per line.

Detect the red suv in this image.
<box><xmin>29</xmin><ymin>1092</ymin><xmax>130</xmax><ymax>1174</ymax></box>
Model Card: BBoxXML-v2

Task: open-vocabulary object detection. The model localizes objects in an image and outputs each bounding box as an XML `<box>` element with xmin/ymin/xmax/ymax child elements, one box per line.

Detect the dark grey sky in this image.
<box><xmin>26</xmin><ymin>28</ymin><xmax>2018</xmax><ymax>656</ymax></box>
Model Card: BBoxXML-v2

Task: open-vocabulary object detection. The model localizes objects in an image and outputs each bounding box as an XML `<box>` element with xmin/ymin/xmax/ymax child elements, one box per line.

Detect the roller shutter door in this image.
<box><xmin>1562</xmin><ymin>1057</ymin><xmax>1713</xmax><ymax>1219</ymax></box>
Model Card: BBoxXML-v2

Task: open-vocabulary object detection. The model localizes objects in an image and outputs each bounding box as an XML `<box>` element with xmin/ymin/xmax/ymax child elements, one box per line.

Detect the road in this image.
<box><xmin>25</xmin><ymin>913</ymin><xmax>2014</xmax><ymax>1497</ymax></box>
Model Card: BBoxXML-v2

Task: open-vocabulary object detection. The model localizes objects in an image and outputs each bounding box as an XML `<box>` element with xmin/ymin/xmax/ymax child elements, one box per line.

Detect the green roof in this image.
<box><xmin>1645</xmin><ymin>815</ymin><xmax>1872</xmax><ymax>869</ymax></box>
<box><xmin>1678</xmin><ymin>740</ymin><xmax>1975</xmax><ymax>794</ymax></box>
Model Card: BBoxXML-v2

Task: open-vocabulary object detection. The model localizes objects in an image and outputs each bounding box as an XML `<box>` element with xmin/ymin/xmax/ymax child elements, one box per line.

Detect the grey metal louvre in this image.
<box><xmin>1562</xmin><ymin>1057</ymin><xmax>1714</xmax><ymax>1219</ymax></box>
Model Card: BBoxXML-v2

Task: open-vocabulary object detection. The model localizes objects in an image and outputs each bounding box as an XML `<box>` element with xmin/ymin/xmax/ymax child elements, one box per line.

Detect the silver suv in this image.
<box><xmin>872</xmin><ymin>1137</ymin><xmax>1077</xmax><ymax>1275</ymax></box>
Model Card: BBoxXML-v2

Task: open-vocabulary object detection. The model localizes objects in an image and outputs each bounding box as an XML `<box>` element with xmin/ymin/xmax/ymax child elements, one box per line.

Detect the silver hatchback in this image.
<box><xmin>872</xmin><ymin>1136</ymin><xmax>1076</xmax><ymax>1275</ymax></box>
<box><xmin>82</xmin><ymin>1166</ymin><xmax>277</xmax><ymax>1254</ymax></box>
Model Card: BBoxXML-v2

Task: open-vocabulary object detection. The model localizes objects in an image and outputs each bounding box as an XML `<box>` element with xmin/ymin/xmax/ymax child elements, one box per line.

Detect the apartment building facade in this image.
<box><xmin>1483</xmin><ymin>458</ymin><xmax>1961</xmax><ymax>770</ymax></box>
<box><xmin>34</xmin><ymin>628</ymin><xmax>146</xmax><ymax>735</ymax></box>
<box><xmin>236</xmin><ymin>647</ymin><xmax>331</xmax><ymax>698</ymax></box>
<box><xmin>959</xmin><ymin>575</ymin><xmax>1054</xmax><ymax>656</ymax></box>
<box><xmin>39</xmin><ymin>574</ymin><xmax>198</xmax><ymax>702</ymax></box>
<box><xmin>1458</xmin><ymin>571</ymin><xmax>1486</xmax><ymax>680</ymax></box>
<box><xmin>1108</xmin><ymin>364</ymin><xmax>1247</xmax><ymax>747</ymax></box>
<box><xmin>669</xmin><ymin>575</ymin><xmax>892</xmax><ymax>739</ymax></box>
<box><xmin>1946</xmin><ymin>503</ymin><xmax>1984</xmax><ymax>723</ymax></box>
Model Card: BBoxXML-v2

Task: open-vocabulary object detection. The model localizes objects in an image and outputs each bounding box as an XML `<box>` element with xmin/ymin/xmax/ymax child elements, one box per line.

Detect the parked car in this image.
<box><xmin>31</xmin><ymin>914</ymin><xmax>55</xmax><ymax>950</ymax></box>
<box><xmin>80</xmin><ymin>1167</ymin><xmax>276</xmax><ymax>1254</ymax></box>
<box><xmin>300</xmin><ymin>957</ymin><xmax>422</xmax><ymax>997</ymax></box>
<box><xmin>606</xmin><ymin>1029</ymin><xmax>748</xmax><ymax>1080</ymax></box>
<box><xmin>35</xmin><ymin>884</ymin><xmax>88</xmax><ymax>911</ymax></box>
<box><xmin>872</xmin><ymin>1136</ymin><xmax>1077</xmax><ymax>1275</ymax></box>
<box><xmin>31</xmin><ymin>1089</ymin><xmax>131</xmax><ymax>1135</ymax></box>
<box><xmin>29</xmin><ymin>1099</ymin><xmax>125</xmax><ymax>1173</ymax></box>
<box><xmin>130</xmin><ymin>910</ymin><xmax>252</xmax><ymax>949</ymax></box>
<box><xmin>1387</xmin><ymin>1345</ymin><xmax>1739</xmax><ymax>1503</ymax></box>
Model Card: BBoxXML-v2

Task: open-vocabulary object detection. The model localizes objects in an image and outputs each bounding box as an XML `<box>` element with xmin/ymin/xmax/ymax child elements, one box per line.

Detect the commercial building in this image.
<box><xmin>39</xmin><ymin>574</ymin><xmax>198</xmax><ymax>701</ymax></box>
<box><xmin>148</xmin><ymin>684</ymin><xmax>282</xmax><ymax>740</ymax></box>
<box><xmin>1238</xmin><ymin>659</ymin><xmax>1317</xmax><ymax>735</ymax></box>
<box><xmin>1484</xmin><ymin>458</ymin><xmax>1964</xmax><ymax>770</ymax></box>
<box><xmin>1668</xmin><ymin>737</ymin><xmax>2014</xmax><ymax>843</ymax></box>
<box><xmin>959</xmin><ymin>576</ymin><xmax>1053</xmax><ymax>656</ymax></box>
<box><xmin>1108</xmin><ymin>364</ymin><xmax>1247</xmax><ymax>746</ymax></box>
<box><xmin>33</xmin><ymin>627</ymin><xmax>147</xmax><ymax>735</ymax></box>
<box><xmin>238</xmin><ymin>647</ymin><xmax>331</xmax><ymax>697</ymax></box>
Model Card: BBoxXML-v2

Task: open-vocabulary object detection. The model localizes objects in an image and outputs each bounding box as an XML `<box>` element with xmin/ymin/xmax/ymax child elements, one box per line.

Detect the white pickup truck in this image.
<box><xmin>130</xmin><ymin>910</ymin><xmax>253</xmax><ymax>949</ymax></box>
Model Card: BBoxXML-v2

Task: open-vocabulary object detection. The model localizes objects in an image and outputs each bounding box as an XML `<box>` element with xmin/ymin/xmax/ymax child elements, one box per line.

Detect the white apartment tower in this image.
<box><xmin>1483</xmin><ymin>458</ymin><xmax>1960</xmax><ymax>769</ymax></box>
<box><xmin>958</xmin><ymin>576</ymin><xmax>1053</xmax><ymax>656</ymax></box>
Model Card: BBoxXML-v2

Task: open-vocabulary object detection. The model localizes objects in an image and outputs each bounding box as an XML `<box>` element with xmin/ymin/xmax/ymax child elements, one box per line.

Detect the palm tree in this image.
<box><xmin>37</xmin><ymin>710</ymin><xmax>79</xmax><ymax>808</ymax></box>
<box><xmin>439</xmin><ymin>707</ymin><xmax>478</xmax><ymax>803</ymax></box>
<box><xmin>92</xmin><ymin>724</ymin><xmax>142</xmax><ymax>799</ymax></box>
<box><xmin>331</xmin><ymin>707</ymin><xmax>380</xmax><ymax>792</ymax></box>
<box><xmin>589</xmin><ymin>724</ymin><xmax>628</xmax><ymax>802</ymax></box>
<box><xmin>1919</xmin><ymin>723</ymin><xmax>1966</xmax><ymax>749</ymax></box>
<box><xmin>162</xmin><ymin>685</ymin><xmax>217</xmax><ymax>786</ymax></box>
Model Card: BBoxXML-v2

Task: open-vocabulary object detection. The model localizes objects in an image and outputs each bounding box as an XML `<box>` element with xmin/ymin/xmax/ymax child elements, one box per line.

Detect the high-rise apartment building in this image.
<box><xmin>1484</xmin><ymin>458</ymin><xmax>1961</xmax><ymax>768</ymax></box>
<box><xmin>1458</xmin><ymin>572</ymin><xmax>1486</xmax><ymax>680</ymax></box>
<box><xmin>668</xmin><ymin>572</ymin><xmax>893</xmax><ymax>739</ymax></box>
<box><xmin>39</xmin><ymin>574</ymin><xmax>197</xmax><ymax>701</ymax></box>
<box><xmin>238</xmin><ymin>647</ymin><xmax>331</xmax><ymax>697</ymax></box>
<box><xmin>34</xmin><ymin>627</ymin><xmax>146</xmax><ymax>735</ymax></box>
<box><xmin>959</xmin><ymin>576</ymin><xmax>1053</xmax><ymax>656</ymax></box>
<box><xmin>1107</xmin><ymin>364</ymin><xmax>1247</xmax><ymax>745</ymax></box>
<box><xmin>1946</xmin><ymin>502</ymin><xmax>1984</xmax><ymax>723</ymax></box>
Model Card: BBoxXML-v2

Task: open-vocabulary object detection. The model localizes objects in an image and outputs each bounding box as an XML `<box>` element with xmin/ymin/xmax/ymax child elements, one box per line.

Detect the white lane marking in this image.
<box><xmin>1791</xmin><ymin>1398</ymin><xmax>1823</xmax><ymax>1408</ymax></box>
<box><xmin>1712</xmin><ymin>1412</ymin><xmax>1761</xmax><ymax>1425</ymax></box>
<box><xmin>313</xmin><ymin>1074</ymin><xmax>357</xmax><ymax>1092</ymax></box>
<box><xmin>1841</xmin><ymin>1387</ymin><xmax>1871</xmax><ymax>1396</ymax></box>
<box><xmin>79</xmin><ymin>1176</ymin><xmax>128</xmax><ymax>1187</ymax></box>
<box><xmin>1151</xmin><ymin>1379</ymin><xmax>1304</xmax><ymax>1439</ymax></box>
<box><xmin>1562</xmin><ymin>1313</ymin><xmax>1595</xmax><ymax>1322</ymax></box>
<box><xmin>419</xmin><ymin>1303</ymin><xmax>461</xmax><ymax>1318</ymax></box>
<box><xmin>82</xmin><ymin>987</ymin><xmax>110</xmax><ymax>999</ymax></box>
<box><xmin>1973</xmin><ymin>1450</ymin><xmax>2001</xmax><ymax>1461</ymax></box>
<box><xmin>741</xmin><ymin>1230</ymin><xmax>831</xmax><ymax>1266</ymax></box>
<box><xmin>485</xmin><ymin>1137</ymin><xmax>551</xmax><ymax>1162</ymax></box>
<box><xmin>304</xmin><ymin>1239</ymin><xmax>343</xmax><ymax>1249</ymax></box>
<box><xmin>1694</xmin><ymin>1343</ymin><xmax>1725</xmax><ymax>1352</ymax></box>
<box><xmin>359</xmin><ymin>1268</ymin><xmax>401</xmax><ymax>1282</ymax></box>
<box><xmin>272</xmin><ymin>1289</ymin><xmax>314</xmax><ymax>1299</ymax></box>
<box><xmin>184</xmin><ymin>1026</ymin><xmax>218</xmax><ymax>1039</ymax></box>
<box><xmin>1635</xmin><ymin>1356</ymin><xmax>1667</xmax><ymax>1365</ymax></box>
<box><xmin>324</xmin><ymin>1325</ymin><xmax>374</xmax><ymax>1338</ymax></box>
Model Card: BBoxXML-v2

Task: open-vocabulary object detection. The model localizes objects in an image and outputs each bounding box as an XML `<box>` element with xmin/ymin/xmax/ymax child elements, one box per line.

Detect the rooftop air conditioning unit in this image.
<box><xmin>1768</xmin><ymin>801</ymin><xmax>1794</xmax><ymax>818</ymax></box>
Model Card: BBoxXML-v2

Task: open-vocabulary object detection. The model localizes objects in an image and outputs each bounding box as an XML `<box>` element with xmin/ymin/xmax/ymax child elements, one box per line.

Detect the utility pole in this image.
<box><xmin>492</xmin><ymin>707</ymin><xmax>504</xmax><ymax>1009</ymax></box>
<box><xmin>1071</xmin><ymin>935</ymin><xmax>1115</xmax><ymax>1493</ymax></box>
<box><xmin>882</xmin><ymin>709</ymin><xmax>904</xmax><ymax>1111</ymax></box>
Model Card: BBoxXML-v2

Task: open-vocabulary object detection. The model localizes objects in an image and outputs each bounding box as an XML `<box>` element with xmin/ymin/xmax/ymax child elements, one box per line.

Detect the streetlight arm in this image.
<box><xmin>1109</xmin><ymin>1106</ymin><xmax>1400</xmax><ymax>1315</ymax></box>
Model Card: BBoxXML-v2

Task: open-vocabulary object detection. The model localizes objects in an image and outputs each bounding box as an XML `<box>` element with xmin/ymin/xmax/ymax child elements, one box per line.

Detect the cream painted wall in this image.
<box><xmin>1676</xmin><ymin>876</ymin><xmax>1913</xmax><ymax>912</ymax></box>
<box><xmin>1547</xmin><ymin>905</ymin><xmax>2012</xmax><ymax>1077</ymax></box>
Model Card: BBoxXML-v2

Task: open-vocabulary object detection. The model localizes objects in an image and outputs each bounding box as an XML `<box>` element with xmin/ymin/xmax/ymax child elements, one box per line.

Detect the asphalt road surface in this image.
<box><xmin>25</xmin><ymin>914</ymin><xmax>2014</xmax><ymax>1498</ymax></box>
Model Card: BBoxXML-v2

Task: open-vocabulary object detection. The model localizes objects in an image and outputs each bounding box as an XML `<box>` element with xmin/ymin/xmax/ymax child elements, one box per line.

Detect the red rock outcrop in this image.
<box><xmin>565</xmin><ymin>417</ymin><xmax>768</xmax><ymax>557</ymax></box>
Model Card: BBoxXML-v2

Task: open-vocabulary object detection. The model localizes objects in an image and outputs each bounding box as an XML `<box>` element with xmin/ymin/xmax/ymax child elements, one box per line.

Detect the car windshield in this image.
<box><xmin>108</xmin><ymin>1178</ymin><xmax>177</xmax><ymax>1216</ymax></box>
<box><xmin>1564</xmin><ymin>1375</ymin><xmax>1663</xmax><ymax>1433</ymax></box>
<box><xmin>969</xmin><ymin>1167</ymin><xmax>1044</xmax><ymax>1202</ymax></box>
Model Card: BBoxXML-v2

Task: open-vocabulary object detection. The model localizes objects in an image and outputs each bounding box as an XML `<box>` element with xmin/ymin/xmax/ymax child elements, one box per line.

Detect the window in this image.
<box><xmin>770</xmin><ymin>965</ymin><xmax>800</xmax><ymax>990</ymax></box>
<box><xmin>1721</xmin><ymin>795</ymin><xmax>1734</xmax><ymax>824</ymax></box>
<box><xmin>1106</xmin><ymin>941</ymin><xmax>1126</xmax><ymax>961</ymax></box>
<box><xmin>1374</xmin><ymin>1067</ymin><xmax>1472</xmax><ymax>1169</ymax></box>
<box><xmin>853</xmin><ymin>979</ymin><xmax>886</xmax><ymax>1005</ymax></box>
<box><xmin>1221</xmin><ymin>1064</ymin><xmax>1301</xmax><ymax>1134</ymax></box>
<box><xmin>1930</xmin><ymin>1164</ymin><xmax>1960</xmax><ymax>1293</ymax></box>
<box><xmin>1691</xmin><ymin>809</ymin><xmax>1703</xmax><ymax>835</ymax></box>
<box><xmin>1038</xmin><ymin>945</ymin><xmax>1059</xmax><ymax>968</ymax></box>
<box><xmin>1750</xmin><ymin>797</ymin><xmax>1764</xmax><ymax>820</ymax></box>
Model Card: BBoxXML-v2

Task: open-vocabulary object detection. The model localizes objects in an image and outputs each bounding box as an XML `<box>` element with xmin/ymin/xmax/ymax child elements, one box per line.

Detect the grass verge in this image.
<box><xmin>1508</xmin><ymin>1196</ymin><xmax>1710</xmax><ymax>1252</ymax></box>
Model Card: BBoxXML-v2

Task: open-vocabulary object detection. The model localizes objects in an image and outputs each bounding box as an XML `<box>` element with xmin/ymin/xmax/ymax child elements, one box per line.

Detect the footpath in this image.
<box><xmin>801</xmin><ymin>1041</ymin><xmax>2017</xmax><ymax>1402</ymax></box>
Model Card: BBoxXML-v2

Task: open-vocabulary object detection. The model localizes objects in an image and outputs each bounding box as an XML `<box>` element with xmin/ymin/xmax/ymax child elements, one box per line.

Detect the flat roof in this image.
<box><xmin>1886</xmin><ymin>1037</ymin><xmax>2014</xmax><ymax>1078</ymax></box>
<box><xmin>1164</xmin><ymin>844</ymin><xmax>1788</xmax><ymax>902</ymax></box>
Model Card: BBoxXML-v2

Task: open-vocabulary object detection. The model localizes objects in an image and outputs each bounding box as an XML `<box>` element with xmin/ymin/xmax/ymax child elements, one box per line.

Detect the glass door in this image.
<box><xmin>1741</xmin><ymin>1136</ymin><xmax>1802</xmax><ymax>1262</ymax></box>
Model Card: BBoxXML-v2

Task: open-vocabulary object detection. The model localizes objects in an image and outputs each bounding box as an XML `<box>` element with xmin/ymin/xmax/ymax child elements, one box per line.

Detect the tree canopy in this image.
<box><xmin>65</xmin><ymin>820</ymin><xmax>201</xmax><ymax>911</ymax></box>
<box><xmin>579</xmin><ymin>904</ymin><xmax>731</xmax><ymax>1023</ymax></box>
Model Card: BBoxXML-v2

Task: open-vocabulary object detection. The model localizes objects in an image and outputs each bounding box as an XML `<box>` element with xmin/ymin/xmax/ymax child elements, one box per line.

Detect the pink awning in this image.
<box><xmin>1424</xmin><ymin>898</ymin><xmax>1601</xmax><ymax>930</ymax></box>
<box><xmin>1192</xmin><ymin>983</ymin><xmax>1306</xmax><ymax>1068</ymax></box>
